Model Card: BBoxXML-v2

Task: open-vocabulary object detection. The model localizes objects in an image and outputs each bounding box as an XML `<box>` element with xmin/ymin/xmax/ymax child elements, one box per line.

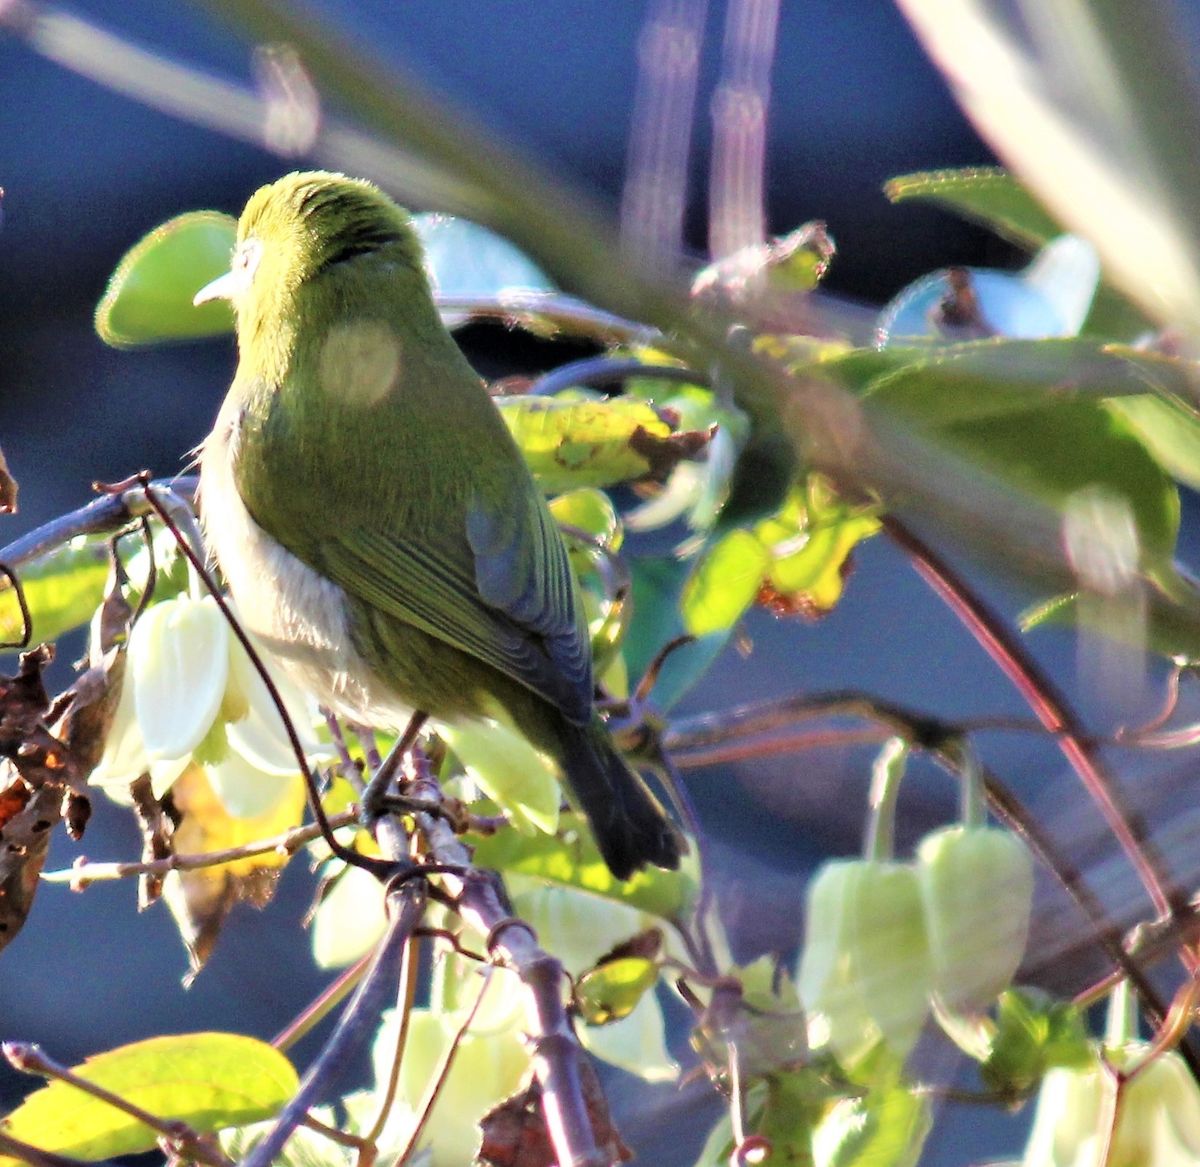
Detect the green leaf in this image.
<box><xmin>811</xmin><ymin>1084</ymin><xmax>931</xmax><ymax>1167</ymax></box>
<box><xmin>903</xmin><ymin>400</ymin><xmax>1179</xmax><ymax>566</ymax></box>
<box><xmin>0</xmin><ymin>537</ymin><xmax>111</xmax><ymax>648</ymax></box>
<box><xmin>885</xmin><ymin>167</ymin><xmax>1061</xmax><ymax>251</ymax></box>
<box><xmin>95</xmin><ymin>211</ymin><xmax>236</xmax><ymax>348</ymax></box>
<box><xmin>625</xmin><ymin>554</ymin><xmax>731</xmax><ymax>712</ymax></box>
<box><xmin>757</xmin><ymin>480</ymin><xmax>879</xmax><ymax>615</ymax></box>
<box><xmin>468</xmin><ymin>811</ymin><xmax>696</xmax><ymax>920</ymax></box>
<box><xmin>548</xmin><ymin>487</ymin><xmax>622</xmax><ymax>552</ymax></box>
<box><xmin>681</xmin><ymin>529</ymin><xmax>769</xmax><ymax>637</ymax></box>
<box><xmin>576</xmin><ymin>957</ymin><xmax>659</xmax><ymax>1025</ymax></box>
<box><xmin>854</xmin><ymin>339</ymin><xmax>1196</xmax><ymax>426</ymax></box>
<box><xmin>497</xmin><ymin>395</ymin><xmax>675</xmax><ymax>493</ymax></box>
<box><xmin>1107</xmin><ymin>394</ymin><xmax>1200</xmax><ymax>490</ymax></box>
<box><xmin>981</xmin><ymin>988</ymin><xmax>1092</xmax><ymax>1096</ymax></box>
<box><xmin>0</xmin><ymin>1034</ymin><xmax>297</xmax><ymax>1163</ymax></box>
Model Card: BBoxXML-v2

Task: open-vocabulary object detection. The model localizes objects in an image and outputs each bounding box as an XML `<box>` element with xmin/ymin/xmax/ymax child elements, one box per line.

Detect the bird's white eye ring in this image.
<box><xmin>234</xmin><ymin>238</ymin><xmax>262</xmax><ymax>276</ymax></box>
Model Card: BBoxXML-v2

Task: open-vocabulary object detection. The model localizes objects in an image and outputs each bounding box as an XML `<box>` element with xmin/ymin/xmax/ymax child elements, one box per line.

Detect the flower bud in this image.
<box><xmin>917</xmin><ymin>825</ymin><xmax>1034</xmax><ymax>1012</ymax></box>
<box><xmin>1022</xmin><ymin>1047</ymin><xmax>1200</xmax><ymax>1166</ymax></box>
<box><xmin>797</xmin><ymin>859</ymin><xmax>932</xmax><ymax>1068</ymax></box>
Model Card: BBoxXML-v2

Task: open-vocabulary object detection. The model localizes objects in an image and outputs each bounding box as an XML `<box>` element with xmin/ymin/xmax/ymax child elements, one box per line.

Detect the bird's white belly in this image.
<box><xmin>198</xmin><ymin>404</ymin><xmax>412</xmax><ymax>728</ymax></box>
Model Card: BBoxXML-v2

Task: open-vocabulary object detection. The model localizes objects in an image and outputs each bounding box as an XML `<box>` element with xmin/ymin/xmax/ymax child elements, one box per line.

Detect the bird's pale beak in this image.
<box><xmin>193</xmin><ymin>269</ymin><xmax>243</xmax><ymax>306</ymax></box>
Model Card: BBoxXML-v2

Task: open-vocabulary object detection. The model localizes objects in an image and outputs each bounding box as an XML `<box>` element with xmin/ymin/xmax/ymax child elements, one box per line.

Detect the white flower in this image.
<box><xmin>90</xmin><ymin>593</ymin><xmax>328</xmax><ymax>819</ymax></box>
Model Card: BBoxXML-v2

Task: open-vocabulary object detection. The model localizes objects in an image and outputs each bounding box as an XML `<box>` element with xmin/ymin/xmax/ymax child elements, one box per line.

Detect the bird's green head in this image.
<box><xmin>194</xmin><ymin>171</ymin><xmax>427</xmax><ymax>325</ymax></box>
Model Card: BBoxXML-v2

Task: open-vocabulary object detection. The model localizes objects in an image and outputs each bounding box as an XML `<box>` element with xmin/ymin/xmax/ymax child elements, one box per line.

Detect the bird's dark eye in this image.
<box><xmin>233</xmin><ymin>238</ymin><xmax>263</xmax><ymax>279</ymax></box>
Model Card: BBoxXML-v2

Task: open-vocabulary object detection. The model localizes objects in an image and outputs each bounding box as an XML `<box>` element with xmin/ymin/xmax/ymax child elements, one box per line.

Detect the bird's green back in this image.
<box><xmin>219</xmin><ymin>173</ymin><xmax>593</xmax><ymax>723</ymax></box>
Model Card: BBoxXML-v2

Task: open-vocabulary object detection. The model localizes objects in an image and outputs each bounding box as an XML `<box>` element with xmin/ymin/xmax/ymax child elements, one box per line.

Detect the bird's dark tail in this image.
<box><xmin>549</xmin><ymin>712</ymin><xmax>684</xmax><ymax>880</ymax></box>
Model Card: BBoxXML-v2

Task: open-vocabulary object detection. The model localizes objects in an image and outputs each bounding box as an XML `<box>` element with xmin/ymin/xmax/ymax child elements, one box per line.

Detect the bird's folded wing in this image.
<box><xmin>323</xmin><ymin>505</ymin><xmax>592</xmax><ymax>723</ymax></box>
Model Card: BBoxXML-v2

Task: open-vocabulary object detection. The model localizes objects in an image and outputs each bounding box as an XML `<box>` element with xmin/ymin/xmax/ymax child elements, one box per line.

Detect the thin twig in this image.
<box><xmin>272</xmin><ymin>950</ymin><xmax>372</xmax><ymax>1053</ymax></box>
<box><xmin>42</xmin><ymin>812</ymin><xmax>357</xmax><ymax>885</ymax></box>
<box><xmin>394</xmin><ymin>967</ymin><xmax>494</xmax><ymax>1165</ymax></box>
<box><xmin>362</xmin><ymin>905</ymin><xmax>421</xmax><ymax>1148</ymax></box>
<box><xmin>240</xmin><ymin>877</ymin><xmax>427</xmax><ymax>1167</ymax></box>
<box><xmin>882</xmin><ymin>515</ymin><xmax>1186</xmax><ymax>932</ymax></box>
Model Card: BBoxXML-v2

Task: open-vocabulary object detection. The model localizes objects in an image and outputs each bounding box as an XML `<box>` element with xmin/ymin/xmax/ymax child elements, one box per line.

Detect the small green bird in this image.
<box><xmin>195</xmin><ymin>171</ymin><xmax>682</xmax><ymax>879</ymax></box>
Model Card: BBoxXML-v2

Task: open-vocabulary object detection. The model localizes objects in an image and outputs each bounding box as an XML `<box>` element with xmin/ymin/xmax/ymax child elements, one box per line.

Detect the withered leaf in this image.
<box><xmin>479</xmin><ymin>1069</ymin><xmax>630</xmax><ymax>1167</ymax></box>
<box><xmin>0</xmin><ymin>445</ymin><xmax>17</xmax><ymax>514</ymax></box>
<box><xmin>162</xmin><ymin>765</ymin><xmax>304</xmax><ymax>981</ymax></box>
<box><xmin>627</xmin><ymin>424</ymin><xmax>714</xmax><ymax>483</ymax></box>
<box><xmin>0</xmin><ymin>765</ymin><xmax>61</xmax><ymax>954</ymax></box>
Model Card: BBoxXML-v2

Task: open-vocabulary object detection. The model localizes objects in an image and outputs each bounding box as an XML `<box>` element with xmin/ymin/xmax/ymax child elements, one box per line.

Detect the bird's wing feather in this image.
<box><xmin>321</xmin><ymin>494</ymin><xmax>592</xmax><ymax>722</ymax></box>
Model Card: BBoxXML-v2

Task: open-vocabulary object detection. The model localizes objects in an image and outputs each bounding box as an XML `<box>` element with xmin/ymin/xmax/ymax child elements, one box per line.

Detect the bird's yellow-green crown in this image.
<box><xmin>238</xmin><ymin>170</ymin><xmax>424</xmax><ymax>281</ymax></box>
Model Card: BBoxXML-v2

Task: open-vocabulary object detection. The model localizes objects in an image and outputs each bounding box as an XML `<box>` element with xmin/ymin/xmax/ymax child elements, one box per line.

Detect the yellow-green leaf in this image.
<box><xmin>0</xmin><ymin>537</ymin><xmax>111</xmax><ymax>648</ymax></box>
<box><xmin>469</xmin><ymin>811</ymin><xmax>696</xmax><ymax>920</ymax></box>
<box><xmin>498</xmin><ymin>395</ymin><xmax>674</xmax><ymax>493</ymax></box>
<box><xmin>95</xmin><ymin>211</ymin><xmax>236</xmax><ymax>348</ymax></box>
<box><xmin>576</xmin><ymin>957</ymin><xmax>659</xmax><ymax>1025</ymax></box>
<box><xmin>0</xmin><ymin>1033</ymin><xmax>297</xmax><ymax>1164</ymax></box>
<box><xmin>681</xmin><ymin>529</ymin><xmax>769</xmax><ymax>636</ymax></box>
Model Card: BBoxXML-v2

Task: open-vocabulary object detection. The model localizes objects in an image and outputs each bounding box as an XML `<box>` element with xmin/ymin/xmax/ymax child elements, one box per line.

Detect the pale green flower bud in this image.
<box><xmin>917</xmin><ymin>825</ymin><xmax>1034</xmax><ymax>1012</ymax></box>
<box><xmin>797</xmin><ymin>859</ymin><xmax>932</xmax><ymax>1068</ymax></box>
<box><xmin>375</xmin><ymin>999</ymin><xmax>529</xmax><ymax>1167</ymax></box>
<box><xmin>1022</xmin><ymin>1047</ymin><xmax>1200</xmax><ymax>1166</ymax></box>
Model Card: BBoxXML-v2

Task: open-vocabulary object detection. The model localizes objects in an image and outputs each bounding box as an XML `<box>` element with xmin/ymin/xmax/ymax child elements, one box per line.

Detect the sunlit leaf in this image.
<box><xmin>576</xmin><ymin>957</ymin><xmax>659</xmax><ymax>1025</ymax></box>
<box><xmin>812</xmin><ymin>1083</ymin><xmax>931</xmax><ymax>1167</ymax></box>
<box><xmin>440</xmin><ymin>718</ymin><xmax>560</xmax><ymax>836</ymax></box>
<box><xmin>680</xmin><ymin>530</ymin><xmax>769</xmax><ymax>637</ymax></box>
<box><xmin>469</xmin><ymin>811</ymin><xmax>696</xmax><ymax>920</ymax></box>
<box><xmin>827</xmin><ymin>338</ymin><xmax>1197</xmax><ymax>426</ymax></box>
<box><xmin>0</xmin><ymin>539</ymin><xmax>110</xmax><ymax>649</ymax></box>
<box><xmin>981</xmin><ymin>989</ymin><xmax>1092</xmax><ymax>1096</ymax></box>
<box><xmin>886</xmin><ymin>167</ymin><xmax>1058</xmax><ymax>250</ymax></box>
<box><xmin>548</xmin><ymin>487</ymin><xmax>622</xmax><ymax>552</ymax></box>
<box><xmin>95</xmin><ymin>211</ymin><xmax>236</xmax><ymax>348</ymax></box>
<box><xmin>756</xmin><ymin>480</ymin><xmax>879</xmax><ymax>617</ymax></box>
<box><xmin>0</xmin><ymin>1033</ymin><xmax>296</xmax><ymax>1163</ymax></box>
<box><xmin>498</xmin><ymin>395</ymin><xmax>678</xmax><ymax>493</ymax></box>
<box><xmin>1107</xmin><ymin>394</ymin><xmax>1200</xmax><ymax>491</ymax></box>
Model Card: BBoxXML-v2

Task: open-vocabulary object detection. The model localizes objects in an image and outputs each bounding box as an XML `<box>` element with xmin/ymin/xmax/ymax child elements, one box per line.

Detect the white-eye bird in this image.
<box><xmin>195</xmin><ymin>171</ymin><xmax>682</xmax><ymax>878</ymax></box>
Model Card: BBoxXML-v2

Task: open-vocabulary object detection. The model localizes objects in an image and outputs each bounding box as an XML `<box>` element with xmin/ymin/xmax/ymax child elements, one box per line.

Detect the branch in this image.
<box><xmin>239</xmin><ymin>876</ymin><xmax>426</xmax><ymax>1167</ymax></box>
<box><xmin>406</xmin><ymin>768</ymin><xmax>612</xmax><ymax>1167</ymax></box>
